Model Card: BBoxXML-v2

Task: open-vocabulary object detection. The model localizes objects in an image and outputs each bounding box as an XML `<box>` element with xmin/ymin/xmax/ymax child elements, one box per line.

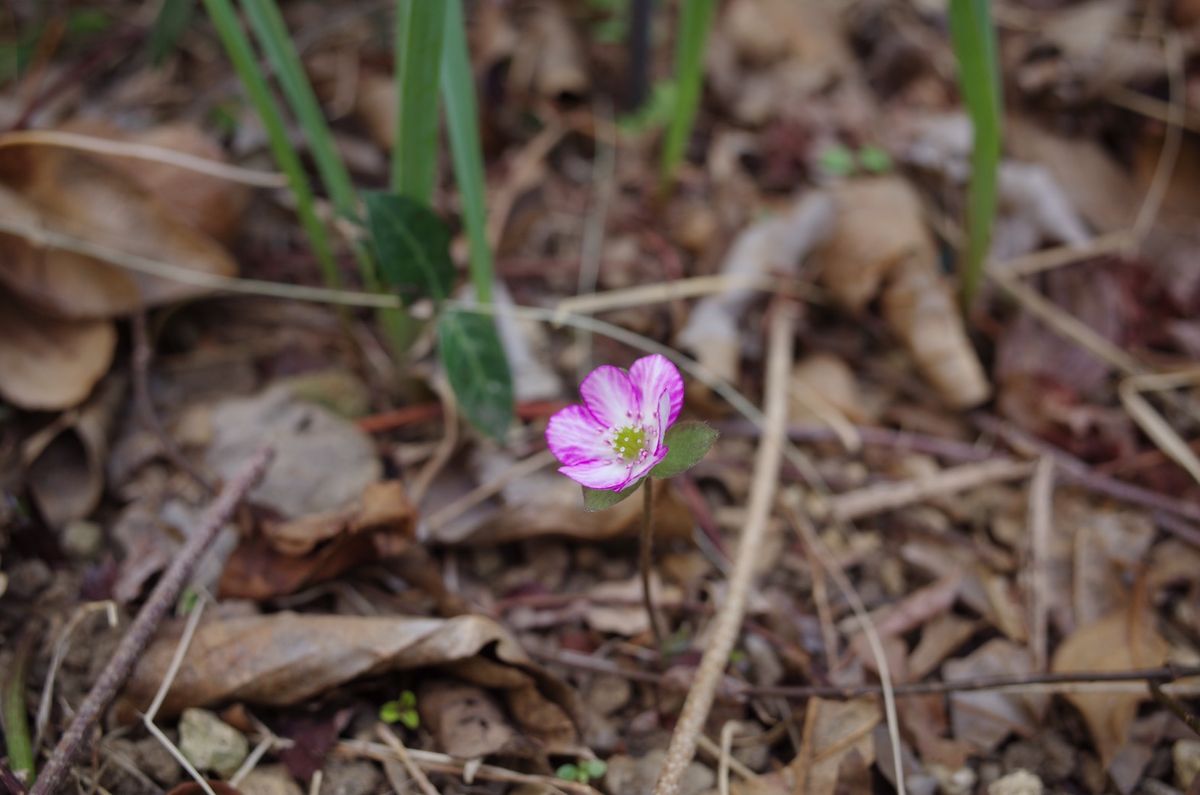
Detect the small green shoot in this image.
<box><xmin>817</xmin><ymin>143</ymin><xmax>893</xmax><ymax>178</ymax></box>
<box><xmin>618</xmin><ymin>80</ymin><xmax>677</xmax><ymax>134</ymax></box>
<box><xmin>380</xmin><ymin>690</ymin><xmax>420</xmax><ymax>730</ymax></box>
<box><xmin>441</xmin><ymin>0</ymin><xmax>495</xmax><ymax>305</ymax></box>
<box><xmin>948</xmin><ymin>0</ymin><xmax>1002</xmax><ymax>308</ymax></box>
<box><xmin>818</xmin><ymin>144</ymin><xmax>856</xmax><ymax>177</ymax></box>
<box><xmin>202</xmin><ymin>0</ymin><xmax>341</xmax><ymax>289</ymax></box>
<box><xmin>556</xmin><ymin>758</ymin><xmax>607</xmax><ymax>784</ymax></box>
<box><xmin>858</xmin><ymin>144</ymin><xmax>892</xmax><ymax>173</ymax></box>
<box><xmin>660</xmin><ymin>0</ymin><xmax>715</xmax><ymax>184</ymax></box>
<box><xmin>148</xmin><ymin>0</ymin><xmax>195</xmax><ymax>64</ymax></box>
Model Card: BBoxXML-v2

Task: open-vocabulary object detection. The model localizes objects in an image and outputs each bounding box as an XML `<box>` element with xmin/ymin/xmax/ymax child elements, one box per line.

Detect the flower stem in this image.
<box><xmin>640</xmin><ymin>478</ymin><xmax>665</xmax><ymax>649</ymax></box>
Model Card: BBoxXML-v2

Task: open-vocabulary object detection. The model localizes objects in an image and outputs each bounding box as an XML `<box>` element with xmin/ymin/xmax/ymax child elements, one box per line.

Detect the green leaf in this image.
<box><xmin>651</xmin><ymin>421</ymin><xmax>718</xmax><ymax>479</ymax></box>
<box><xmin>379</xmin><ymin>700</ymin><xmax>402</xmax><ymax>724</ymax></box>
<box><xmin>556</xmin><ymin>764</ymin><xmax>580</xmax><ymax>782</ymax></box>
<box><xmin>148</xmin><ymin>0</ymin><xmax>195</xmax><ymax>64</ymax></box>
<box><xmin>948</xmin><ymin>0</ymin><xmax>1002</xmax><ymax>308</ymax></box>
<box><xmin>399</xmin><ymin>709</ymin><xmax>420</xmax><ymax>730</ymax></box>
<box><xmin>581</xmin><ymin>481</ymin><xmax>641</xmax><ymax>512</ymax></box>
<box><xmin>818</xmin><ymin>144</ymin><xmax>856</xmax><ymax>177</ymax></box>
<box><xmin>365</xmin><ymin>192</ymin><xmax>456</xmax><ymax>305</ymax></box>
<box><xmin>438</xmin><ymin>309</ymin><xmax>513</xmax><ymax>439</ymax></box>
<box><xmin>393</xmin><ymin>0</ymin><xmax>446</xmax><ymax>201</ymax></box>
<box><xmin>399</xmin><ymin>690</ymin><xmax>417</xmax><ymax>708</ymax></box>
<box><xmin>857</xmin><ymin>144</ymin><xmax>892</xmax><ymax>174</ymax></box>
<box><xmin>441</xmin><ymin>0</ymin><xmax>494</xmax><ymax>304</ymax></box>
<box><xmin>580</xmin><ymin>759</ymin><xmax>608</xmax><ymax>780</ymax></box>
<box><xmin>661</xmin><ymin>0</ymin><xmax>716</xmax><ymax>184</ymax></box>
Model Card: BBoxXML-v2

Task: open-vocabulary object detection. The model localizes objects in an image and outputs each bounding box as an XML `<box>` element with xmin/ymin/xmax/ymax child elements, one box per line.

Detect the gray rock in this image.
<box><xmin>178</xmin><ymin>708</ymin><xmax>249</xmax><ymax>778</ymax></box>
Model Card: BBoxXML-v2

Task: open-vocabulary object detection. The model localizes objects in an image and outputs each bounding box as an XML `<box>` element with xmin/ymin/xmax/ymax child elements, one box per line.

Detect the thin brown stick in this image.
<box><xmin>1150</xmin><ymin>681</ymin><xmax>1200</xmax><ymax>738</ymax></box>
<box><xmin>653</xmin><ymin>303</ymin><xmax>795</xmax><ymax>795</ymax></box>
<box><xmin>31</xmin><ymin>447</ymin><xmax>273</xmax><ymax>795</ymax></box>
<box><xmin>540</xmin><ymin>647</ymin><xmax>1200</xmax><ymax>701</ymax></box>
<box><xmin>640</xmin><ymin>478</ymin><xmax>665</xmax><ymax>648</ymax></box>
<box><xmin>972</xmin><ymin>413</ymin><xmax>1200</xmax><ymax>535</ymax></box>
<box><xmin>375</xmin><ymin>724</ymin><xmax>441</xmax><ymax>795</ymax></box>
<box><xmin>131</xmin><ymin>312</ymin><xmax>213</xmax><ymax>496</ymax></box>
<box><xmin>718</xmin><ymin>420</ymin><xmax>997</xmax><ymax>465</ymax></box>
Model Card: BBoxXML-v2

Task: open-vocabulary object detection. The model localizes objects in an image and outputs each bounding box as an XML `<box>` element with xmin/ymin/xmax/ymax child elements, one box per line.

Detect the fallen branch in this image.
<box><xmin>31</xmin><ymin>447</ymin><xmax>273</xmax><ymax>795</ymax></box>
<box><xmin>652</xmin><ymin>302</ymin><xmax>794</xmax><ymax>795</ymax></box>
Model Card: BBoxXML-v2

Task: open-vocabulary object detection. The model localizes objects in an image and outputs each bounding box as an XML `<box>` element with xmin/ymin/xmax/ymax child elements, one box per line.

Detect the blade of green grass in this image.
<box><xmin>660</xmin><ymin>0</ymin><xmax>714</xmax><ymax>184</ymax></box>
<box><xmin>240</xmin><ymin>0</ymin><xmax>359</xmax><ymax>221</ymax></box>
<box><xmin>948</xmin><ymin>0</ymin><xmax>1002</xmax><ymax>308</ymax></box>
<box><xmin>440</xmin><ymin>0</ymin><xmax>493</xmax><ymax>304</ymax></box>
<box><xmin>392</xmin><ymin>0</ymin><xmax>445</xmax><ymax>202</ymax></box>
<box><xmin>202</xmin><ymin>0</ymin><xmax>341</xmax><ymax>288</ymax></box>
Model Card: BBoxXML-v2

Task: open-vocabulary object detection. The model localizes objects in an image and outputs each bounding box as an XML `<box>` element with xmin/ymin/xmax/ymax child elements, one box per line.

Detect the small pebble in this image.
<box><xmin>1174</xmin><ymin>739</ymin><xmax>1200</xmax><ymax>790</ymax></box>
<box><xmin>178</xmin><ymin>708</ymin><xmax>249</xmax><ymax>778</ymax></box>
<box><xmin>988</xmin><ymin>769</ymin><xmax>1044</xmax><ymax>795</ymax></box>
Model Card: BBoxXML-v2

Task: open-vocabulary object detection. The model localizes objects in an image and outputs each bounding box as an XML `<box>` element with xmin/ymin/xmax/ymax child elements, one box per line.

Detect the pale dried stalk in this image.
<box><xmin>0</xmin><ymin>130</ymin><xmax>289</xmax><ymax>187</ymax></box>
<box><xmin>821</xmin><ymin>458</ymin><xmax>1034</xmax><ymax>523</ymax></box>
<box><xmin>555</xmin><ymin>273</ymin><xmax>813</xmax><ymax>319</ymax></box>
<box><xmin>375</xmin><ymin>724</ymin><xmax>440</xmax><ymax>795</ymax></box>
<box><xmin>1028</xmin><ymin>457</ymin><xmax>1055</xmax><ymax>671</ymax></box>
<box><xmin>1119</xmin><ymin>369</ymin><xmax>1200</xmax><ymax>487</ymax></box>
<box><xmin>652</xmin><ymin>303</ymin><xmax>795</xmax><ymax>795</ymax></box>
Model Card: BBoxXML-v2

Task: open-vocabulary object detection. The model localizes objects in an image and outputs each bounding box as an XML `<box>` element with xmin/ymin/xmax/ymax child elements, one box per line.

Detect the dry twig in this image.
<box><xmin>31</xmin><ymin>447</ymin><xmax>273</xmax><ymax>795</ymax></box>
<box><xmin>652</xmin><ymin>303</ymin><xmax>794</xmax><ymax>795</ymax></box>
<box><xmin>375</xmin><ymin>724</ymin><xmax>441</xmax><ymax>795</ymax></box>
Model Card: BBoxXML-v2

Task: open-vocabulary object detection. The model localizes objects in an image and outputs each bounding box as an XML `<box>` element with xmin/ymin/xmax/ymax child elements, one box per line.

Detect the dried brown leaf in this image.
<box><xmin>944</xmin><ymin>639</ymin><xmax>1049</xmax><ymax>753</ymax></box>
<box><xmin>220</xmin><ymin>481</ymin><xmax>415</xmax><ymax>600</ymax></box>
<box><xmin>118</xmin><ymin>612</ymin><xmax>580</xmax><ymax>751</ymax></box>
<box><xmin>0</xmin><ymin>288</ymin><xmax>116</xmax><ymax>409</ymax></box>
<box><xmin>0</xmin><ymin>146</ymin><xmax>237</xmax><ymax>319</ymax></box>
<box><xmin>1051</xmin><ymin>603</ymin><xmax>1169</xmax><ymax>768</ymax></box>
<box><xmin>787</xmin><ymin>697</ymin><xmax>880</xmax><ymax>795</ymax></box>
<box><xmin>418</xmin><ymin>680</ymin><xmax>516</xmax><ymax>758</ymax></box>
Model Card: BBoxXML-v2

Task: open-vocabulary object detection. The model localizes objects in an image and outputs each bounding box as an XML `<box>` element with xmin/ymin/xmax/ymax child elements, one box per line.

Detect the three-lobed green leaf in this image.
<box><xmin>438</xmin><ymin>309</ymin><xmax>514</xmax><ymax>440</ymax></box>
<box><xmin>365</xmin><ymin>192</ymin><xmax>456</xmax><ymax>305</ymax></box>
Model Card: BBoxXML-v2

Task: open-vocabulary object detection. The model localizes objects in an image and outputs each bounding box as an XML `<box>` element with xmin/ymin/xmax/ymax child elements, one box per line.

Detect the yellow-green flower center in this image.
<box><xmin>612</xmin><ymin>426</ymin><xmax>647</xmax><ymax>462</ymax></box>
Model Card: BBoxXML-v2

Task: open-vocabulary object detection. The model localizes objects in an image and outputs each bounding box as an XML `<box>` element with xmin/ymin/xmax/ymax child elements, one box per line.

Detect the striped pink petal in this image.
<box><xmin>580</xmin><ymin>365</ymin><xmax>639</xmax><ymax>428</ymax></box>
<box><xmin>559</xmin><ymin>458</ymin><xmax>635</xmax><ymax>491</ymax></box>
<box><xmin>630</xmin><ymin>355</ymin><xmax>684</xmax><ymax>428</ymax></box>
<box><xmin>545</xmin><ymin>404</ymin><xmax>610</xmax><ymax>467</ymax></box>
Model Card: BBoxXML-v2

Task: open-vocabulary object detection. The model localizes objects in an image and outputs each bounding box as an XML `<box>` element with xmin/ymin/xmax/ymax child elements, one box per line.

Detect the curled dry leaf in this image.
<box><xmin>790</xmin><ymin>353</ymin><xmax>871</xmax><ymax>426</ymax></box>
<box><xmin>220</xmin><ymin>480</ymin><xmax>415</xmax><ymax>600</ymax></box>
<box><xmin>676</xmin><ymin>192</ymin><xmax>834</xmax><ymax>383</ymax></box>
<box><xmin>22</xmin><ymin>377</ymin><xmax>124</xmax><ymax>525</ymax></box>
<box><xmin>1051</xmin><ymin>603</ymin><xmax>1169</xmax><ymax>769</ymax></box>
<box><xmin>118</xmin><ymin>612</ymin><xmax>580</xmax><ymax>752</ymax></box>
<box><xmin>814</xmin><ymin>177</ymin><xmax>990</xmax><ymax>408</ymax></box>
<box><xmin>0</xmin><ymin>286</ymin><xmax>116</xmax><ymax>410</ymax></box>
<box><xmin>0</xmin><ymin>145</ymin><xmax>237</xmax><ymax>320</ymax></box>
<box><xmin>787</xmin><ymin>697</ymin><xmax>881</xmax><ymax>795</ymax></box>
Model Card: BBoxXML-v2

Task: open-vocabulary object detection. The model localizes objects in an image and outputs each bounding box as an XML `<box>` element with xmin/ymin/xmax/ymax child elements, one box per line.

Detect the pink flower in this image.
<box><xmin>546</xmin><ymin>355</ymin><xmax>685</xmax><ymax>491</ymax></box>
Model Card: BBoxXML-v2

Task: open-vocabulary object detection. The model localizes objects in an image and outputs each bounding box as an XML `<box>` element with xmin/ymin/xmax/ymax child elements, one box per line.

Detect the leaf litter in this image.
<box><xmin>4</xmin><ymin>2</ymin><xmax>1200</xmax><ymax>795</ymax></box>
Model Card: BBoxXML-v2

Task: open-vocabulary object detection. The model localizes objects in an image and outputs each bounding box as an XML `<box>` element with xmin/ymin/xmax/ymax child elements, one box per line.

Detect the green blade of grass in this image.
<box><xmin>392</xmin><ymin>0</ymin><xmax>445</xmax><ymax>201</ymax></box>
<box><xmin>440</xmin><ymin>0</ymin><xmax>493</xmax><ymax>304</ymax></box>
<box><xmin>148</xmin><ymin>0</ymin><xmax>195</xmax><ymax>65</ymax></box>
<box><xmin>948</xmin><ymin>0</ymin><xmax>1002</xmax><ymax>308</ymax></box>
<box><xmin>660</xmin><ymin>0</ymin><xmax>714</xmax><ymax>185</ymax></box>
<box><xmin>202</xmin><ymin>0</ymin><xmax>341</xmax><ymax>288</ymax></box>
<box><xmin>240</xmin><ymin>0</ymin><xmax>359</xmax><ymax>221</ymax></box>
